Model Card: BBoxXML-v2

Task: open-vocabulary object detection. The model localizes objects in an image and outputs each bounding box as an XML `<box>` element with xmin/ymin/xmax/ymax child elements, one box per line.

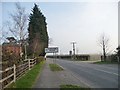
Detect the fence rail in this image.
<box><xmin>0</xmin><ymin>59</ymin><xmax>36</xmax><ymax>89</ymax></box>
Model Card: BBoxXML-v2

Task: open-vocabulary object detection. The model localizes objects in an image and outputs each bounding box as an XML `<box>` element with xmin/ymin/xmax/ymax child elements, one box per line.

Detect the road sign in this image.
<box><xmin>45</xmin><ymin>47</ymin><xmax>58</xmax><ymax>53</ymax></box>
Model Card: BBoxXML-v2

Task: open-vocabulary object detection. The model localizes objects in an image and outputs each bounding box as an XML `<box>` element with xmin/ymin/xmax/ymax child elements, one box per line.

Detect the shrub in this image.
<box><xmin>35</xmin><ymin>56</ymin><xmax>45</xmax><ymax>64</ymax></box>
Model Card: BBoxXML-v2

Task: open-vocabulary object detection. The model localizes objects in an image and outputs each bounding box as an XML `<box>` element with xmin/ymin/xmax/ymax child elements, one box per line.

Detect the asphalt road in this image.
<box><xmin>53</xmin><ymin>59</ymin><xmax>118</xmax><ymax>88</ymax></box>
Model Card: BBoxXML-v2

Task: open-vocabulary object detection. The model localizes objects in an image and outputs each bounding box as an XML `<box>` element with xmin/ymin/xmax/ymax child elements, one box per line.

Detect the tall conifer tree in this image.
<box><xmin>28</xmin><ymin>4</ymin><xmax>48</xmax><ymax>57</ymax></box>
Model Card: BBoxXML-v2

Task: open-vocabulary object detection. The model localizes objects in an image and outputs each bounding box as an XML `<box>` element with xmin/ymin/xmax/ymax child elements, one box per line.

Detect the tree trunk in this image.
<box><xmin>103</xmin><ymin>45</ymin><xmax>106</xmax><ymax>61</ymax></box>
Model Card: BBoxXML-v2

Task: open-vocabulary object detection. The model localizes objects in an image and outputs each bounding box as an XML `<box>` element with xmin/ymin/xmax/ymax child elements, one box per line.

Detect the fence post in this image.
<box><xmin>13</xmin><ymin>64</ymin><xmax>16</xmax><ymax>82</ymax></box>
<box><xmin>28</xmin><ymin>59</ymin><xmax>30</xmax><ymax>70</ymax></box>
<box><xmin>35</xmin><ymin>59</ymin><xmax>36</xmax><ymax>65</ymax></box>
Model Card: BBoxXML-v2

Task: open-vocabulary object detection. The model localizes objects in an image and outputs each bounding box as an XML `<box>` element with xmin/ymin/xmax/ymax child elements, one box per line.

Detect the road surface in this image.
<box><xmin>53</xmin><ymin>58</ymin><xmax>118</xmax><ymax>88</ymax></box>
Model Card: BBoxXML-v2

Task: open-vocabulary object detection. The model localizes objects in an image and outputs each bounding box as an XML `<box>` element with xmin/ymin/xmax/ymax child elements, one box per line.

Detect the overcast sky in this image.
<box><xmin>1</xmin><ymin>0</ymin><xmax>119</xmax><ymax>55</ymax></box>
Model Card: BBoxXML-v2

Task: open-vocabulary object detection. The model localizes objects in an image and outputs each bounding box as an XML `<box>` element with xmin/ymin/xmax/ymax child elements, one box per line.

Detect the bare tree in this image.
<box><xmin>116</xmin><ymin>46</ymin><xmax>120</xmax><ymax>62</ymax></box>
<box><xmin>7</xmin><ymin>2</ymin><xmax>28</xmax><ymax>42</ymax></box>
<box><xmin>0</xmin><ymin>26</ymin><xmax>9</xmax><ymax>44</ymax></box>
<box><xmin>49</xmin><ymin>38</ymin><xmax>53</xmax><ymax>45</ymax></box>
<box><xmin>98</xmin><ymin>33</ymin><xmax>110</xmax><ymax>61</ymax></box>
<box><xmin>6</xmin><ymin>2</ymin><xmax>28</xmax><ymax>58</ymax></box>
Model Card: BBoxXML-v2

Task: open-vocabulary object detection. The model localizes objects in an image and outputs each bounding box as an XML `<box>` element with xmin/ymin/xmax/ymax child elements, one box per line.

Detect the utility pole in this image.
<box><xmin>71</xmin><ymin>42</ymin><xmax>76</xmax><ymax>59</ymax></box>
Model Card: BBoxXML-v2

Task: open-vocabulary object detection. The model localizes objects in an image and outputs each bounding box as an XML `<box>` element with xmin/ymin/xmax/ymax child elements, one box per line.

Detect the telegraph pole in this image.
<box><xmin>71</xmin><ymin>42</ymin><xmax>76</xmax><ymax>59</ymax></box>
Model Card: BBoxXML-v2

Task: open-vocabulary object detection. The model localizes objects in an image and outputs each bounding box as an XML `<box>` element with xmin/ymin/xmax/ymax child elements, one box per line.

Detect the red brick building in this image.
<box><xmin>2</xmin><ymin>37</ymin><xmax>22</xmax><ymax>57</ymax></box>
<box><xmin>2</xmin><ymin>44</ymin><xmax>21</xmax><ymax>56</ymax></box>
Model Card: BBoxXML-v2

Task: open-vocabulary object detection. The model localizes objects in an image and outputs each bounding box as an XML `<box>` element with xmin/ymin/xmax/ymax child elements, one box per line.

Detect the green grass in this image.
<box><xmin>60</xmin><ymin>84</ymin><xmax>81</xmax><ymax>88</ymax></box>
<box><xmin>93</xmin><ymin>61</ymin><xmax>118</xmax><ymax>64</ymax></box>
<box><xmin>49</xmin><ymin>63</ymin><xmax>63</xmax><ymax>71</ymax></box>
<box><xmin>8</xmin><ymin>61</ymin><xmax>45</xmax><ymax>88</ymax></box>
<box><xmin>60</xmin><ymin>84</ymin><xmax>91</xmax><ymax>90</ymax></box>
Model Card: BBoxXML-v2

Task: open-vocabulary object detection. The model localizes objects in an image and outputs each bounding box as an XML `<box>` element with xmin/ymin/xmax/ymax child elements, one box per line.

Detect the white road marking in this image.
<box><xmin>94</xmin><ymin>68</ymin><xmax>119</xmax><ymax>76</ymax></box>
<box><xmin>57</xmin><ymin>63</ymin><xmax>92</xmax><ymax>88</ymax></box>
<box><xmin>67</xmin><ymin>70</ymin><xmax>92</xmax><ymax>88</ymax></box>
<box><xmin>72</xmin><ymin>61</ymin><xmax>118</xmax><ymax>76</ymax></box>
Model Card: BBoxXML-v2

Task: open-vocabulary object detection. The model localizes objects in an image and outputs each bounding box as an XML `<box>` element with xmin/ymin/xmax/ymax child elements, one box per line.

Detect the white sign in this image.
<box><xmin>45</xmin><ymin>47</ymin><xmax>58</xmax><ymax>53</ymax></box>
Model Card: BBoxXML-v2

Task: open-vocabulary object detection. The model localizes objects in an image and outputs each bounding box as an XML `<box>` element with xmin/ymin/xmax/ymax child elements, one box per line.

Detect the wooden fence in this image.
<box><xmin>0</xmin><ymin>59</ymin><xmax>36</xmax><ymax>89</ymax></box>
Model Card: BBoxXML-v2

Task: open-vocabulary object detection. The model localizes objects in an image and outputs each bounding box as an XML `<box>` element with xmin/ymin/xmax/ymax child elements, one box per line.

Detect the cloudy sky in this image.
<box><xmin>1</xmin><ymin>0</ymin><xmax>119</xmax><ymax>55</ymax></box>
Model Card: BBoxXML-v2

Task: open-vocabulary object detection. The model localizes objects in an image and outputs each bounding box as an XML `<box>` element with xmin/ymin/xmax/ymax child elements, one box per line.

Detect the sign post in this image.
<box><xmin>45</xmin><ymin>47</ymin><xmax>59</xmax><ymax>63</ymax></box>
<box><xmin>45</xmin><ymin>47</ymin><xmax>58</xmax><ymax>53</ymax></box>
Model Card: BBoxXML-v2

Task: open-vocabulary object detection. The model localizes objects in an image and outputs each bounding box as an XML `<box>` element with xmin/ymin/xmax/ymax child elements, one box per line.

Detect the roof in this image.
<box><xmin>6</xmin><ymin>37</ymin><xmax>16</xmax><ymax>41</ymax></box>
<box><xmin>2</xmin><ymin>42</ymin><xmax>21</xmax><ymax>47</ymax></box>
<box><xmin>117</xmin><ymin>46</ymin><xmax>120</xmax><ymax>50</ymax></box>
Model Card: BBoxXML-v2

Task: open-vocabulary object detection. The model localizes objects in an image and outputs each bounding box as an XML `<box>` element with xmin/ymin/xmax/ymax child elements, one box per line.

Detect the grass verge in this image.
<box><xmin>60</xmin><ymin>84</ymin><xmax>91</xmax><ymax>90</ymax></box>
<box><xmin>8</xmin><ymin>60</ymin><xmax>45</xmax><ymax>88</ymax></box>
<box><xmin>93</xmin><ymin>61</ymin><xmax>118</xmax><ymax>64</ymax></box>
<box><xmin>49</xmin><ymin>63</ymin><xmax>63</xmax><ymax>71</ymax></box>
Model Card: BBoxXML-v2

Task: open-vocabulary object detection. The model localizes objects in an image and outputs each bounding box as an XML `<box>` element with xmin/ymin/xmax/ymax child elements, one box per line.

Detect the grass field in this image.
<box><xmin>8</xmin><ymin>61</ymin><xmax>45</xmax><ymax>88</ymax></box>
<box><xmin>49</xmin><ymin>63</ymin><xmax>63</xmax><ymax>71</ymax></box>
